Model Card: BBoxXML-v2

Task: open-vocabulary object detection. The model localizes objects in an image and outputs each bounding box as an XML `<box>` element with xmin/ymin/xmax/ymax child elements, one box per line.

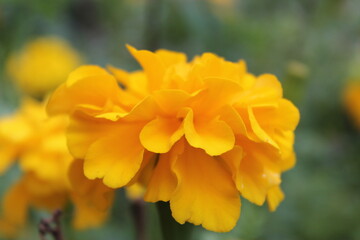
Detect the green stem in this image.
<box><xmin>156</xmin><ymin>202</ymin><xmax>193</xmax><ymax>240</ymax></box>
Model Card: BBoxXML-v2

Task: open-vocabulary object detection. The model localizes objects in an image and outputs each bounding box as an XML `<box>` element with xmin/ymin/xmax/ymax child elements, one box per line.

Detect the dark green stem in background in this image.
<box><xmin>144</xmin><ymin>0</ymin><xmax>163</xmax><ymax>50</ymax></box>
<box><xmin>130</xmin><ymin>199</ymin><xmax>147</xmax><ymax>240</ymax></box>
<box><xmin>156</xmin><ymin>202</ymin><xmax>193</xmax><ymax>240</ymax></box>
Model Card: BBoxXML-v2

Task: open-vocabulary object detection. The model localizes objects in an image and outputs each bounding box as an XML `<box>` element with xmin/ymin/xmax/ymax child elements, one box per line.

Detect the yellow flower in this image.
<box><xmin>0</xmin><ymin>99</ymin><xmax>112</xmax><ymax>237</ymax></box>
<box><xmin>344</xmin><ymin>81</ymin><xmax>360</xmax><ymax>128</ymax></box>
<box><xmin>6</xmin><ymin>37</ymin><xmax>81</xmax><ymax>97</ymax></box>
<box><xmin>47</xmin><ymin>45</ymin><xmax>300</xmax><ymax>232</ymax></box>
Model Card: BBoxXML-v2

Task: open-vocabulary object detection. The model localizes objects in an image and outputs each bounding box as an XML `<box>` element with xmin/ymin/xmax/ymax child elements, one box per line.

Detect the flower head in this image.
<box><xmin>6</xmin><ymin>37</ymin><xmax>81</xmax><ymax>97</ymax></box>
<box><xmin>47</xmin><ymin>45</ymin><xmax>300</xmax><ymax>232</ymax></box>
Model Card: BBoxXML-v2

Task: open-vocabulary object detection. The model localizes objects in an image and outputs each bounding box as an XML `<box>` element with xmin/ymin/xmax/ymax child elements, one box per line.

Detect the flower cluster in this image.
<box><xmin>0</xmin><ymin>99</ymin><xmax>113</xmax><ymax>237</ymax></box>
<box><xmin>6</xmin><ymin>37</ymin><xmax>81</xmax><ymax>97</ymax></box>
<box><xmin>47</xmin><ymin>45</ymin><xmax>300</xmax><ymax>232</ymax></box>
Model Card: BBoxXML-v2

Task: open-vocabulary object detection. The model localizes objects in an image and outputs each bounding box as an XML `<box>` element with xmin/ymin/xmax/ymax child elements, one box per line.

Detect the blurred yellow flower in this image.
<box><xmin>0</xmin><ymin>99</ymin><xmax>112</xmax><ymax>237</ymax></box>
<box><xmin>6</xmin><ymin>37</ymin><xmax>81</xmax><ymax>97</ymax></box>
<box><xmin>126</xmin><ymin>183</ymin><xmax>146</xmax><ymax>201</ymax></box>
<box><xmin>68</xmin><ymin>159</ymin><xmax>114</xmax><ymax>229</ymax></box>
<box><xmin>344</xmin><ymin>81</ymin><xmax>360</xmax><ymax>129</ymax></box>
<box><xmin>47</xmin><ymin>45</ymin><xmax>300</xmax><ymax>232</ymax></box>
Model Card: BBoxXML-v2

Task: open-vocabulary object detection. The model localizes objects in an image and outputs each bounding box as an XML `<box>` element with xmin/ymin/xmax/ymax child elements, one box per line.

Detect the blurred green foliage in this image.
<box><xmin>1</xmin><ymin>0</ymin><xmax>360</xmax><ymax>239</ymax></box>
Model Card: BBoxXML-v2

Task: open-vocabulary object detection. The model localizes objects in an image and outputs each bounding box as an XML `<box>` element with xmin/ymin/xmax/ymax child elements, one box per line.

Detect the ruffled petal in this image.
<box><xmin>108</xmin><ymin>66</ymin><xmax>149</xmax><ymax>98</ymax></box>
<box><xmin>84</xmin><ymin>123</ymin><xmax>145</xmax><ymax>188</ymax></box>
<box><xmin>237</xmin><ymin>156</ymin><xmax>268</xmax><ymax>205</ymax></box>
<box><xmin>248</xmin><ymin>107</ymin><xmax>279</xmax><ymax>149</ymax></box>
<box><xmin>234</xmin><ymin>141</ymin><xmax>281</xmax><ymax>206</ymax></box>
<box><xmin>273</xmin><ymin>130</ymin><xmax>296</xmax><ymax>171</ymax></box>
<box><xmin>67</xmin><ymin>112</ymin><xmax>117</xmax><ymax>159</ymax></box>
<box><xmin>184</xmin><ymin>109</ymin><xmax>234</xmax><ymax>156</ymax></box>
<box><xmin>47</xmin><ymin>66</ymin><xmax>121</xmax><ymax>115</ymax></box>
<box><xmin>220</xmin><ymin>145</ymin><xmax>243</xmax><ymax>182</ymax></box>
<box><xmin>140</xmin><ymin>117</ymin><xmax>183</xmax><ymax>153</ymax></box>
<box><xmin>219</xmin><ymin>105</ymin><xmax>247</xmax><ymax>135</ymax></box>
<box><xmin>252</xmin><ymin>99</ymin><xmax>300</xmax><ymax>131</ymax></box>
<box><xmin>152</xmin><ymin>89</ymin><xmax>191</xmax><ymax>116</ymax></box>
<box><xmin>170</xmin><ymin>145</ymin><xmax>240</xmax><ymax>232</ymax></box>
<box><xmin>191</xmin><ymin>78</ymin><xmax>242</xmax><ymax>116</ymax></box>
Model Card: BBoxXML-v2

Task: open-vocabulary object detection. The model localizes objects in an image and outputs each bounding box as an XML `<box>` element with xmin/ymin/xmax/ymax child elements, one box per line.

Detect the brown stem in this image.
<box><xmin>38</xmin><ymin>210</ymin><xmax>64</xmax><ymax>240</ymax></box>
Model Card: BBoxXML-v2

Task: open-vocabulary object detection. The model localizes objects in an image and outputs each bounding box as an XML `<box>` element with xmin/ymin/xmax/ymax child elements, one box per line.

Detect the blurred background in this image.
<box><xmin>1</xmin><ymin>0</ymin><xmax>360</xmax><ymax>239</ymax></box>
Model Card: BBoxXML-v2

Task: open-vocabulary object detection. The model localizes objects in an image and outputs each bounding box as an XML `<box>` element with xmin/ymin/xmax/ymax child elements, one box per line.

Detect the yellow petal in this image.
<box><xmin>234</xmin><ymin>141</ymin><xmax>281</xmax><ymax>206</ymax></box>
<box><xmin>126</xmin><ymin>45</ymin><xmax>165</xmax><ymax>92</ymax></box>
<box><xmin>84</xmin><ymin>124</ymin><xmax>144</xmax><ymax>188</ymax></box>
<box><xmin>155</xmin><ymin>49</ymin><xmax>187</xmax><ymax>67</ymax></box>
<box><xmin>248</xmin><ymin>107</ymin><xmax>279</xmax><ymax>148</ymax></box>
<box><xmin>69</xmin><ymin>160</ymin><xmax>114</xmax><ymax>229</ymax></box>
<box><xmin>191</xmin><ymin>77</ymin><xmax>242</xmax><ymax>116</ymax></box>
<box><xmin>107</xmin><ymin>66</ymin><xmax>149</xmax><ymax>98</ymax></box>
<box><xmin>152</xmin><ymin>89</ymin><xmax>191</xmax><ymax>116</ymax></box>
<box><xmin>140</xmin><ymin>117</ymin><xmax>183</xmax><ymax>153</ymax></box>
<box><xmin>67</xmin><ymin>112</ymin><xmax>117</xmax><ymax>159</ymax></box>
<box><xmin>190</xmin><ymin>53</ymin><xmax>245</xmax><ymax>83</ymax></box>
<box><xmin>219</xmin><ymin>105</ymin><xmax>247</xmax><ymax>135</ymax></box>
<box><xmin>221</xmin><ymin>145</ymin><xmax>243</xmax><ymax>182</ymax></box>
<box><xmin>47</xmin><ymin>66</ymin><xmax>120</xmax><ymax>115</ymax></box>
<box><xmin>184</xmin><ymin>109</ymin><xmax>235</xmax><ymax>156</ymax></box>
<box><xmin>122</xmin><ymin>96</ymin><xmax>157</xmax><ymax>122</ymax></box>
<box><xmin>66</xmin><ymin>65</ymin><xmax>109</xmax><ymax>87</ymax></box>
<box><xmin>144</xmin><ymin>153</ymin><xmax>177</xmax><ymax>202</ymax></box>
<box><xmin>252</xmin><ymin>99</ymin><xmax>300</xmax><ymax>131</ymax></box>
<box><xmin>250</xmin><ymin>74</ymin><xmax>283</xmax><ymax>103</ymax></box>
<box><xmin>237</xmin><ymin>157</ymin><xmax>267</xmax><ymax>205</ymax></box>
<box><xmin>170</xmin><ymin>145</ymin><xmax>240</xmax><ymax>232</ymax></box>
<box><xmin>128</xmin><ymin>151</ymin><xmax>157</xmax><ymax>186</ymax></box>
<box><xmin>237</xmin><ymin>74</ymin><xmax>282</xmax><ymax>106</ymax></box>
<box><xmin>2</xmin><ymin>180</ymin><xmax>29</xmax><ymax>226</ymax></box>
<box><xmin>267</xmin><ymin>185</ymin><xmax>284</xmax><ymax>211</ymax></box>
<box><xmin>273</xmin><ymin>130</ymin><xmax>296</xmax><ymax>171</ymax></box>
